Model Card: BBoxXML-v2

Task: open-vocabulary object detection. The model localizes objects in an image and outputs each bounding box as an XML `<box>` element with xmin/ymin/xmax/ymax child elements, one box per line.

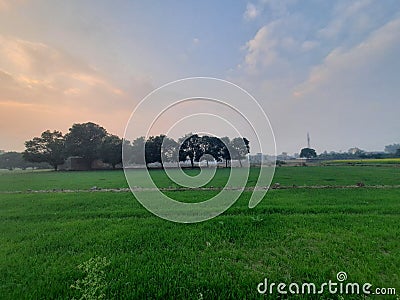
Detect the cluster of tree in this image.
<box><xmin>318</xmin><ymin>149</ymin><xmax>367</xmax><ymax>160</ymax></box>
<box><xmin>0</xmin><ymin>151</ymin><xmax>51</xmax><ymax>170</ymax></box>
<box><xmin>300</xmin><ymin>143</ymin><xmax>400</xmax><ymax>160</ymax></box>
<box><xmin>24</xmin><ymin>122</ymin><xmax>122</xmax><ymax>170</ymax></box>
<box><xmin>384</xmin><ymin>143</ymin><xmax>400</xmax><ymax>156</ymax></box>
<box><xmin>23</xmin><ymin>122</ymin><xmax>250</xmax><ymax>170</ymax></box>
<box><xmin>318</xmin><ymin>145</ymin><xmax>400</xmax><ymax>160</ymax></box>
<box><xmin>20</xmin><ymin>123</ymin><xmax>400</xmax><ymax>169</ymax></box>
<box><xmin>125</xmin><ymin>134</ymin><xmax>250</xmax><ymax>168</ymax></box>
<box><xmin>299</xmin><ymin>148</ymin><xmax>317</xmax><ymax>158</ymax></box>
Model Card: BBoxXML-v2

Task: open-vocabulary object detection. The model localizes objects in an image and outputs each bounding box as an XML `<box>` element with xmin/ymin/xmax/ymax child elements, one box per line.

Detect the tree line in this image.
<box><xmin>23</xmin><ymin>122</ymin><xmax>122</xmax><ymax>170</ymax></box>
<box><xmin>15</xmin><ymin>121</ymin><xmax>399</xmax><ymax>170</ymax></box>
<box><xmin>126</xmin><ymin>133</ymin><xmax>250</xmax><ymax>168</ymax></box>
<box><xmin>0</xmin><ymin>152</ymin><xmax>51</xmax><ymax>170</ymax></box>
<box><xmin>23</xmin><ymin>122</ymin><xmax>250</xmax><ymax>170</ymax></box>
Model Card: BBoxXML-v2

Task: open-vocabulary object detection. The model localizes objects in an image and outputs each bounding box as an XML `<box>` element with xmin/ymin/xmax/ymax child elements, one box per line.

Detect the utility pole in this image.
<box><xmin>307</xmin><ymin>132</ymin><xmax>310</xmax><ymax>148</ymax></box>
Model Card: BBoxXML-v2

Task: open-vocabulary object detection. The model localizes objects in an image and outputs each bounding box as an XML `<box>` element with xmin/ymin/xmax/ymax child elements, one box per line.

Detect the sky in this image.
<box><xmin>0</xmin><ymin>0</ymin><xmax>399</xmax><ymax>154</ymax></box>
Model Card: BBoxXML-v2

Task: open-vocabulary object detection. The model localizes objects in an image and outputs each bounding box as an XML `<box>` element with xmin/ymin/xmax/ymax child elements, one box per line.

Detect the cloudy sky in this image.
<box><xmin>0</xmin><ymin>0</ymin><xmax>399</xmax><ymax>154</ymax></box>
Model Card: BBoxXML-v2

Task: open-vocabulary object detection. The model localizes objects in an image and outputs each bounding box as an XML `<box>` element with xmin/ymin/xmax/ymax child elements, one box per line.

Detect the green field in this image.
<box><xmin>1</xmin><ymin>166</ymin><xmax>399</xmax><ymax>299</ymax></box>
<box><xmin>0</xmin><ymin>166</ymin><xmax>399</xmax><ymax>191</ymax></box>
<box><xmin>325</xmin><ymin>158</ymin><xmax>400</xmax><ymax>165</ymax></box>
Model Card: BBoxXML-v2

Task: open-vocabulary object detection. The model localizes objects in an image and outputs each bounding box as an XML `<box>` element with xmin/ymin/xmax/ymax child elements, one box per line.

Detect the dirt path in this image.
<box><xmin>1</xmin><ymin>185</ymin><xmax>400</xmax><ymax>194</ymax></box>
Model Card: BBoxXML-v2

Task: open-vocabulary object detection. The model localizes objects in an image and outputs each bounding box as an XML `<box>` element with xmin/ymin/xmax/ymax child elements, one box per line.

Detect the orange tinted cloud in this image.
<box><xmin>0</xmin><ymin>35</ymin><xmax>153</xmax><ymax>150</ymax></box>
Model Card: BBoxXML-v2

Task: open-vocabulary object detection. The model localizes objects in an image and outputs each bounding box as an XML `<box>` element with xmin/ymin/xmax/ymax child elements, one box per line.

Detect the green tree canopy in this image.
<box><xmin>65</xmin><ymin>122</ymin><xmax>107</xmax><ymax>167</ymax></box>
<box><xmin>23</xmin><ymin>130</ymin><xmax>65</xmax><ymax>170</ymax></box>
<box><xmin>300</xmin><ymin>147</ymin><xmax>317</xmax><ymax>159</ymax></box>
<box><xmin>230</xmin><ymin>137</ymin><xmax>250</xmax><ymax>167</ymax></box>
<box><xmin>1</xmin><ymin>151</ymin><xmax>50</xmax><ymax>170</ymax></box>
<box><xmin>178</xmin><ymin>134</ymin><xmax>203</xmax><ymax>168</ymax></box>
<box><xmin>128</xmin><ymin>137</ymin><xmax>146</xmax><ymax>165</ymax></box>
<box><xmin>384</xmin><ymin>143</ymin><xmax>400</xmax><ymax>154</ymax></box>
<box><xmin>145</xmin><ymin>135</ymin><xmax>163</xmax><ymax>166</ymax></box>
<box><xmin>100</xmin><ymin>134</ymin><xmax>122</xmax><ymax>169</ymax></box>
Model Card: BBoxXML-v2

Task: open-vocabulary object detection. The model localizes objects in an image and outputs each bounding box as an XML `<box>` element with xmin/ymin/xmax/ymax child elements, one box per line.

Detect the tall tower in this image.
<box><xmin>307</xmin><ymin>132</ymin><xmax>310</xmax><ymax>148</ymax></box>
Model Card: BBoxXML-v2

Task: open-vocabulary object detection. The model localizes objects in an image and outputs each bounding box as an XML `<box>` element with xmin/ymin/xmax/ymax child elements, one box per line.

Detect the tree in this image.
<box><xmin>384</xmin><ymin>144</ymin><xmax>400</xmax><ymax>154</ymax></box>
<box><xmin>0</xmin><ymin>152</ymin><xmax>50</xmax><ymax>170</ymax></box>
<box><xmin>145</xmin><ymin>135</ymin><xmax>166</xmax><ymax>167</ymax></box>
<box><xmin>230</xmin><ymin>137</ymin><xmax>250</xmax><ymax>167</ymax></box>
<box><xmin>129</xmin><ymin>137</ymin><xmax>146</xmax><ymax>165</ymax></box>
<box><xmin>179</xmin><ymin>134</ymin><xmax>203</xmax><ymax>168</ymax></box>
<box><xmin>100</xmin><ymin>134</ymin><xmax>122</xmax><ymax>169</ymax></box>
<box><xmin>23</xmin><ymin>130</ymin><xmax>65</xmax><ymax>170</ymax></box>
<box><xmin>300</xmin><ymin>147</ymin><xmax>317</xmax><ymax>159</ymax></box>
<box><xmin>205</xmin><ymin>136</ymin><xmax>224</xmax><ymax>163</ymax></box>
<box><xmin>198</xmin><ymin>136</ymin><xmax>221</xmax><ymax>167</ymax></box>
<box><xmin>145</xmin><ymin>135</ymin><xmax>160</xmax><ymax>166</ymax></box>
<box><xmin>220</xmin><ymin>136</ymin><xmax>231</xmax><ymax>168</ymax></box>
<box><xmin>64</xmin><ymin>122</ymin><xmax>107</xmax><ymax>168</ymax></box>
<box><xmin>0</xmin><ymin>152</ymin><xmax>26</xmax><ymax>170</ymax></box>
<box><xmin>161</xmin><ymin>136</ymin><xmax>179</xmax><ymax>164</ymax></box>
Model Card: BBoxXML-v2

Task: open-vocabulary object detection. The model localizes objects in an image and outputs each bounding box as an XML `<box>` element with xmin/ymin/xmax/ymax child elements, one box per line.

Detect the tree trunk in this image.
<box><xmin>190</xmin><ymin>157</ymin><xmax>194</xmax><ymax>168</ymax></box>
<box><xmin>238</xmin><ymin>159</ymin><xmax>242</xmax><ymax>167</ymax></box>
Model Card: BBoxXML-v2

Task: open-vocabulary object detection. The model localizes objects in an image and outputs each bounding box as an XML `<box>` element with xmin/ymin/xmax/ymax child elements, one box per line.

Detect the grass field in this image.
<box><xmin>325</xmin><ymin>158</ymin><xmax>400</xmax><ymax>165</ymax></box>
<box><xmin>0</xmin><ymin>166</ymin><xmax>399</xmax><ymax>299</ymax></box>
<box><xmin>0</xmin><ymin>166</ymin><xmax>399</xmax><ymax>191</ymax></box>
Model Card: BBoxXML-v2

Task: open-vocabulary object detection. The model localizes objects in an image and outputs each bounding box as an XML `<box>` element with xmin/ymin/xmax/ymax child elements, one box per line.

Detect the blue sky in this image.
<box><xmin>0</xmin><ymin>0</ymin><xmax>399</xmax><ymax>154</ymax></box>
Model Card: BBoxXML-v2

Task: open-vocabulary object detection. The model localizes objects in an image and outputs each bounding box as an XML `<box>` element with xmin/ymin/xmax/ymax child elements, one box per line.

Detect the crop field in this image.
<box><xmin>324</xmin><ymin>158</ymin><xmax>400</xmax><ymax>165</ymax></box>
<box><xmin>1</xmin><ymin>166</ymin><xmax>399</xmax><ymax>299</ymax></box>
<box><xmin>1</xmin><ymin>166</ymin><xmax>399</xmax><ymax>191</ymax></box>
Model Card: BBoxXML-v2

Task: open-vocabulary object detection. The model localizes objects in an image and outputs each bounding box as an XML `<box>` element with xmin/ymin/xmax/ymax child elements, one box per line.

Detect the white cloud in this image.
<box><xmin>243</xmin><ymin>0</ymin><xmax>298</xmax><ymax>21</ymax></box>
<box><xmin>241</xmin><ymin>17</ymin><xmax>301</xmax><ymax>75</ymax></box>
<box><xmin>301</xmin><ymin>40</ymin><xmax>319</xmax><ymax>52</ymax></box>
<box><xmin>242</xmin><ymin>23</ymin><xmax>279</xmax><ymax>72</ymax></box>
<box><xmin>235</xmin><ymin>9</ymin><xmax>400</xmax><ymax>153</ymax></box>
<box><xmin>295</xmin><ymin>17</ymin><xmax>400</xmax><ymax>97</ymax></box>
<box><xmin>318</xmin><ymin>0</ymin><xmax>374</xmax><ymax>39</ymax></box>
<box><xmin>260</xmin><ymin>0</ymin><xmax>297</xmax><ymax>17</ymax></box>
<box><xmin>244</xmin><ymin>3</ymin><xmax>260</xmax><ymax>20</ymax></box>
